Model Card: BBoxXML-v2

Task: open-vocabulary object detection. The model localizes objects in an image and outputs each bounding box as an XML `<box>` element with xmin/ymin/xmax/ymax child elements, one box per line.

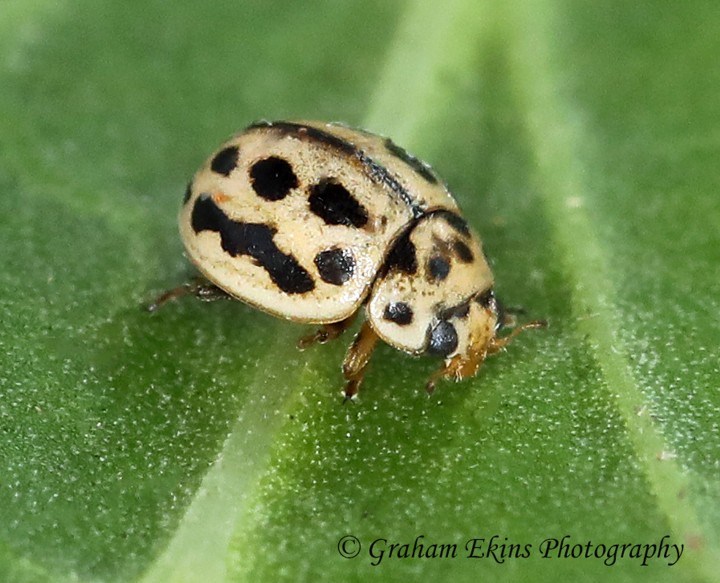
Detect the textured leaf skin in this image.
<box><xmin>0</xmin><ymin>1</ymin><xmax>718</xmax><ymax>582</ymax></box>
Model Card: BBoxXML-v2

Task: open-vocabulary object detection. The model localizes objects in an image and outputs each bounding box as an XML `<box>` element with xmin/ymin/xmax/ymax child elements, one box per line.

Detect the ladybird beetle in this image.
<box><xmin>150</xmin><ymin>120</ymin><xmax>545</xmax><ymax>398</ymax></box>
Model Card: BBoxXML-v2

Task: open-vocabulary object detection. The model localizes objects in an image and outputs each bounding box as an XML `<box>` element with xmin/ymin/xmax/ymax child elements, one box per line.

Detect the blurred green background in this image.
<box><xmin>1</xmin><ymin>1</ymin><xmax>718</xmax><ymax>581</ymax></box>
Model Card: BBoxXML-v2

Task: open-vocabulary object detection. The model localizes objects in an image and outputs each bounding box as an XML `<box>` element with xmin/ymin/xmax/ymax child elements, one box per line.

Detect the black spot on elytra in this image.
<box><xmin>440</xmin><ymin>211</ymin><xmax>471</xmax><ymax>237</ymax></box>
<box><xmin>249</xmin><ymin>156</ymin><xmax>298</xmax><ymax>201</ymax></box>
<box><xmin>247</xmin><ymin>121</ymin><xmax>425</xmax><ymax>219</ymax></box>
<box><xmin>475</xmin><ymin>288</ymin><xmax>495</xmax><ymax>308</ymax></box>
<box><xmin>308</xmin><ymin>179</ymin><xmax>369</xmax><ymax>228</ymax></box>
<box><xmin>384</xmin><ymin>229</ymin><xmax>417</xmax><ymax>275</ymax></box>
<box><xmin>314</xmin><ymin>248</ymin><xmax>355</xmax><ymax>286</ymax></box>
<box><xmin>384</xmin><ymin>302</ymin><xmax>414</xmax><ymax>325</ymax></box>
<box><xmin>211</xmin><ymin>146</ymin><xmax>240</xmax><ymax>176</ymax></box>
<box><xmin>427</xmin><ymin>320</ymin><xmax>459</xmax><ymax>356</ymax></box>
<box><xmin>191</xmin><ymin>195</ymin><xmax>314</xmax><ymax>294</ymax></box>
<box><xmin>427</xmin><ymin>255</ymin><xmax>451</xmax><ymax>282</ymax></box>
<box><xmin>183</xmin><ymin>181</ymin><xmax>193</xmax><ymax>204</ymax></box>
<box><xmin>384</xmin><ymin>138</ymin><xmax>438</xmax><ymax>184</ymax></box>
<box><xmin>439</xmin><ymin>301</ymin><xmax>470</xmax><ymax>321</ymax></box>
<box><xmin>453</xmin><ymin>240</ymin><xmax>474</xmax><ymax>263</ymax></box>
<box><xmin>476</xmin><ymin>288</ymin><xmax>505</xmax><ymax>330</ymax></box>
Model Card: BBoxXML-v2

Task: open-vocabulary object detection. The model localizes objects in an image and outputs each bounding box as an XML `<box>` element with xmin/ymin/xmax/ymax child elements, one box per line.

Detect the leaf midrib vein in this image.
<box><xmin>498</xmin><ymin>1</ymin><xmax>718</xmax><ymax>580</ymax></box>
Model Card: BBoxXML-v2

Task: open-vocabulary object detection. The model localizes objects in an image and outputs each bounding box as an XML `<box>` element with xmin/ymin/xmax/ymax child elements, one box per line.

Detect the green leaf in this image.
<box><xmin>1</xmin><ymin>0</ymin><xmax>719</xmax><ymax>582</ymax></box>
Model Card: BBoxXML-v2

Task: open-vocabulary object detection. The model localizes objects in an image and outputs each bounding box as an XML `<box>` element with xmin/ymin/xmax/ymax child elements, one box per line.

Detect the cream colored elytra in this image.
<box><xmin>167</xmin><ymin>120</ymin><xmax>544</xmax><ymax>397</ymax></box>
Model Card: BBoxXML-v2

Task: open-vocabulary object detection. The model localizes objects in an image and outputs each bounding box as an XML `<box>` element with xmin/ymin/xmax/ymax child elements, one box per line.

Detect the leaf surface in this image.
<box><xmin>1</xmin><ymin>1</ymin><xmax>718</xmax><ymax>582</ymax></box>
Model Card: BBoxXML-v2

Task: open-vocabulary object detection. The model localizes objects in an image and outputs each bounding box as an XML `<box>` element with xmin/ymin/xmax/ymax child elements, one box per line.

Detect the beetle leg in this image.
<box><xmin>147</xmin><ymin>276</ymin><xmax>230</xmax><ymax>312</ymax></box>
<box><xmin>341</xmin><ymin>321</ymin><xmax>380</xmax><ymax>400</ymax></box>
<box><xmin>297</xmin><ymin>313</ymin><xmax>357</xmax><ymax>349</ymax></box>
<box><xmin>425</xmin><ymin>319</ymin><xmax>548</xmax><ymax>393</ymax></box>
<box><xmin>486</xmin><ymin>319</ymin><xmax>548</xmax><ymax>354</ymax></box>
<box><xmin>426</xmin><ymin>350</ymin><xmax>488</xmax><ymax>394</ymax></box>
